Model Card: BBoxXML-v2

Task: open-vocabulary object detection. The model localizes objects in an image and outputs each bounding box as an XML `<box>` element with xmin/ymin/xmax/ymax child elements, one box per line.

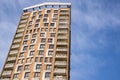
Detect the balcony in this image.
<box><xmin>59</xmin><ymin>16</ymin><xmax>69</xmax><ymax>19</ymax></box>
<box><xmin>11</xmin><ymin>44</ymin><xmax>20</xmax><ymax>49</ymax></box>
<box><xmin>55</xmin><ymin>61</ymin><xmax>67</xmax><ymax>66</ymax></box>
<box><xmin>17</xmin><ymin>28</ymin><xmax>24</xmax><ymax>33</ymax></box>
<box><xmin>57</xmin><ymin>42</ymin><xmax>68</xmax><ymax>45</ymax></box>
<box><xmin>57</xmin><ymin>36</ymin><xmax>68</xmax><ymax>39</ymax></box>
<box><xmin>54</xmin><ymin>77</ymin><xmax>67</xmax><ymax>80</ymax></box>
<box><xmin>13</xmin><ymin>39</ymin><xmax>22</xmax><ymax>43</ymax></box>
<box><xmin>19</xmin><ymin>24</ymin><xmax>26</xmax><ymax>28</ymax></box>
<box><xmin>59</xmin><ymin>26</ymin><xmax>68</xmax><ymax>29</ymax></box>
<box><xmin>20</xmin><ymin>20</ymin><xmax>27</xmax><ymax>24</ymax></box>
<box><xmin>54</xmin><ymin>69</ymin><xmax>66</xmax><ymax>74</ymax></box>
<box><xmin>56</xmin><ymin>48</ymin><xmax>68</xmax><ymax>51</ymax></box>
<box><xmin>58</xmin><ymin>31</ymin><xmax>68</xmax><ymax>34</ymax></box>
<box><xmin>9</xmin><ymin>50</ymin><xmax>18</xmax><ymax>55</ymax></box>
<box><xmin>2</xmin><ymin>71</ymin><xmax>12</xmax><ymax>76</ymax></box>
<box><xmin>15</xmin><ymin>33</ymin><xmax>23</xmax><ymax>38</ymax></box>
<box><xmin>21</xmin><ymin>16</ymin><xmax>29</xmax><ymax>19</ymax></box>
<box><xmin>5</xmin><ymin>63</ymin><xmax>14</xmax><ymax>68</ymax></box>
<box><xmin>31</xmin><ymin>78</ymin><xmax>40</xmax><ymax>80</ymax></box>
<box><xmin>0</xmin><ymin>78</ymin><xmax>10</xmax><ymax>80</ymax></box>
<box><xmin>7</xmin><ymin>57</ymin><xmax>16</xmax><ymax>61</ymax></box>
<box><xmin>56</xmin><ymin>54</ymin><xmax>67</xmax><ymax>58</ymax></box>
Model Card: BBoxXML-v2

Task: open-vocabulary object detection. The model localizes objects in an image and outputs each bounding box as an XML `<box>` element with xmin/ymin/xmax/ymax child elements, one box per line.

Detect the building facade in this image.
<box><xmin>0</xmin><ymin>2</ymin><xmax>71</xmax><ymax>80</ymax></box>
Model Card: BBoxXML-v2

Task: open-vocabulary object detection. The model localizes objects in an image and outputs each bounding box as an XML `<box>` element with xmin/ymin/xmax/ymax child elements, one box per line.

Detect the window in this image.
<box><xmin>29</xmin><ymin>51</ymin><xmax>34</xmax><ymax>56</ymax></box>
<box><xmin>50</xmin><ymin>23</ymin><xmax>55</xmax><ymax>27</ymax></box>
<box><xmin>44</xmin><ymin>23</ymin><xmax>49</xmax><ymax>27</ymax></box>
<box><xmin>46</xmin><ymin>65</ymin><xmax>52</xmax><ymax>70</ymax></box>
<box><xmin>35</xmin><ymin>24</ymin><xmax>39</xmax><ymax>28</ymax></box>
<box><xmin>44</xmin><ymin>14</ymin><xmax>48</xmax><ymax>17</ymax></box>
<box><xmin>54</xmin><ymin>10</ymin><xmax>58</xmax><ymax>13</ymax></box>
<box><xmin>41</xmin><ymin>38</ymin><xmax>46</xmax><ymax>43</ymax></box>
<box><xmin>33</xmin><ymin>12</ymin><xmax>36</xmax><ymax>16</ymax></box>
<box><xmin>40</xmin><ymin>44</ymin><xmax>45</xmax><ymax>49</ymax></box>
<box><xmin>34</xmin><ymin>72</ymin><xmax>40</xmax><ymax>77</ymax></box>
<box><xmin>43</xmin><ymin>18</ymin><xmax>48</xmax><ymax>22</ymax></box>
<box><xmin>36</xmin><ymin>19</ymin><xmax>40</xmax><ymax>24</ymax></box>
<box><xmin>22</xmin><ymin>59</ymin><xmax>25</xmax><ymax>63</ymax></box>
<box><xmin>19</xmin><ymin>53</ymin><xmax>24</xmax><ymax>57</ymax></box>
<box><xmin>48</xmin><ymin>38</ymin><xmax>53</xmax><ymax>43</ymax></box>
<box><xmin>45</xmin><ymin>72</ymin><xmax>50</xmax><ymax>78</ymax></box>
<box><xmin>13</xmin><ymin>74</ymin><xmax>18</xmax><ymax>79</ymax></box>
<box><xmin>53</xmin><ymin>14</ymin><xmax>58</xmax><ymax>17</ymax></box>
<box><xmin>17</xmin><ymin>66</ymin><xmax>22</xmax><ymax>71</ymax></box>
<box><xmin>41</xmin><ymin>28</ymin><xmax>44</xmax><ymax>32</ymax></box>
<box><xmin>35</xmin><ymin>57</ymin><xmax>38</xmax><ymax>62</ymax></box>
<box><xmin>23</xmin><ymin>41</ymin><xmax>27</xmax><ymax>45</ymax></box>
<box><xmin>32</xmin><ymin>34</ymin><xmax>36</xmax><ymax>38</ymax></box>
<box><xmin>31</xmin><ymin>39</ymin><xmax>36</xmax><ymax>43</ymax></box>
<box><xmin>39</xmin><ymin>50</ymin><xmax>44</xmax><ymax>56</ymax></box>
<box><xmin>39</xmin><ymin>15</ymin><xmax>42</xmax><ymax>18</ymax></box>
<box><xmin>29</xmin><ymin>21</ymin><xmax>32</xmax><ymax>25</ymax></box>
<box><xmin>27</xmin><ymin>25</ymin><xmax>32</xmax><ymax>29</ymax></box>
<box><xmin>48</xmin><ymin>51</ymin><xmax>53</xmax><ymax>56</ymax></box>
<box><xmin>36</xmin><ymin>64</ymin><xmax>42</xmax><ymax>70</ymax></box>
<box><xmin>49</xmin><ymin>45</ymin><xmax>54</xmax><ymax>49</ymax></box>
<box><xmin>45</xmin><ymin>57</ymin><xmax>48</xmax><ymax>62</ymax></box>
<box><xmin>50</xmin><ymin>33</ymin><xmax>55</xmax><ymax>37</ymax></box>
<box><xmin>47</xmin><ymin>10</ymin><xmax>51</xmax><ymax>13</ymax></box>
<box><xmin>24</xmin><ymin>65</ymin><xmax>29</xmax><ymax>70</ymax></box>
<box><xmin>26</xmin><ymin>58</ymin><xmax>29</xmax><ymax>63</ymax></box>
<box><xmin>23</xmin><ymin>46</ymin><xmax>28</xmax><ymax>51</ymax></box>
<box><xmin>50</xmin><ymin>57</ymin><xmax>52</xmax><ymax>63</ymax></box>
<box><xmin>24</xmin><ymin>72</ymin><xmax>30</xmax><ymax>78</ymax></box>
<box><xmin>29</xmin><ymin>45</ymin><xmax>34</xmax><ymax>49</ymax></box>
<box><xmin>40</xmin><ymin>57</ymin><xmax>43</xmax><ymax>62</ymax></box>
<box><xmin>24</xmin><ymin>35</ymin><xmax>29</xmax><ymax>40</ymax></box>
<box><xmin>40</xmin><ymin>33</ymin><xmax>45</xmax><ymax>37</ymax></box>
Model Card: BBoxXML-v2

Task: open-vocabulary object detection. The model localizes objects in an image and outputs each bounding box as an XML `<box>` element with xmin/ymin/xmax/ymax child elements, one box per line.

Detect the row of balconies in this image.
<box><xmin>57</xmin><ymin>36</ymin><xmax>68</xmax><ymax>39</ymax></box>
<box><xmin>56</xmin><ymin>48</ymin><xmax>68</xmax><ymax>51</ymax></box>
<box><xmin>56</xmin><ymin>54</ymin><xmax>67</xmax><ymax>58</ymax></box>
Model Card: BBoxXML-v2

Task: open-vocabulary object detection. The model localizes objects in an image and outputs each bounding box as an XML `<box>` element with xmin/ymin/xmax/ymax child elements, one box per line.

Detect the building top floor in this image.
<box><xmin>23</xmin><ymin>2</ymin><xmax>71</xmax><ymax>12</ymax></box>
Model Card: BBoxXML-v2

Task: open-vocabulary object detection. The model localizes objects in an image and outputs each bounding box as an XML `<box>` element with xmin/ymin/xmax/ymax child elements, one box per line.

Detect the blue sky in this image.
<box><xmin>0</xmin><ymin>0</ymin><xmax>120</xmax><ymax>80</ymax></box>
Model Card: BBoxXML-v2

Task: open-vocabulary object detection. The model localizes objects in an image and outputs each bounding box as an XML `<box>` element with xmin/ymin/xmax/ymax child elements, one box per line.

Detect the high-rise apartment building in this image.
<box><xmin>0</xmin><ymin>2</ymin><xmax>71</xmax><ymax>80</ymax></box>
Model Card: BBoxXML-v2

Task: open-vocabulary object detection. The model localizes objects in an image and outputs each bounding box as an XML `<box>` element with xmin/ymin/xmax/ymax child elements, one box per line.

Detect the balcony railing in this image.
<box><xmin>13</xmin><ymin>39</ymin><xmax>22</xmax><ymax>43</ymax></box>
<box><xmin>2</xmin><ymin>71</ymin><xmax>12</xmax><ymax>75</ymax></box>
<box><xmin>57</xmin><ymin>42</ymin><xmax>68</xmax><ymax>45</ymax></box>
<box><xmin>5</xmin><ymin>63</ymin><xmax>14</xmax><ymax>68</ymax></box>
<box><xmin>55</xmin><ymin>61</ymin><xmax>67</xmax><ymax>66</ymax></box>
<box><xmin>9</xmin><ymin>50</ymin><xmax>18</xmax><ymax>55</ymax></box>
<box><xmin>20</xmin><ymin>20</ymin><xmax>27</xmax><ymax>24</ymax></box>
<box><xmin>59</xmin><ymin>26</ymin><xmax>68</xmax><ymax>28</ymax></box>
<box><xmin>58</xmin><ymin>31</ymin><xmax>68</xmax><ymax>33</ymax></box>
<box><xmin>19</xmin><ymin>24</ymin><xmax>26</xmax><ymax>28</ymax></box>
<box><xmin>31</xmin><ymin>78</ymin><xmax>40</xmax><ymax>80</ymax></box>
<box><xmin>11</xmin><ymin>44</ymin><xmax>20</xmax><ymax>49</ymax></box>
<box><xmin>0</xmin><ymin>78</ymin><xmax>10</xmax><ymax>80</ymax></box>
<box><xmin>7</xmin><ymin>57</ymin><xmax>16</xmax><ymax>61</ymax></box>
<box><xmin>21</xmin><ymin>16</ymin><xmax>29</xmax><ymax>19</ymax></box>
<box><xmin>56</xmin><ymin>48</ymin><xmax>68</xmax><ymax>51</ymax></box>
<box><xmin>56</xmin><ymin>54</ymin><xmax>67</xmax><ymax>58</ymax></box>
<box><xmin>54</xmin><ymin>77</ymin><xmax>67</xmax><ymax>80</ymax></box>
<box><xmin>57</xmin><ymin>36</ymin><xmax>68</xmax><ymax>39</ymax></box>
<box><xmin>15</xmin><ymin>33</ymin><xmax>23</xmax><ymax>38</ymax></box>
<box><xmin>17</xmin><ymin>28</ymin><xmax>24</xmax><ymax>33</ymax></box>
<box><xmin>54</xmin><ymin>69</ymin><xmax>66</xmax><ymax>74</ymax></box>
